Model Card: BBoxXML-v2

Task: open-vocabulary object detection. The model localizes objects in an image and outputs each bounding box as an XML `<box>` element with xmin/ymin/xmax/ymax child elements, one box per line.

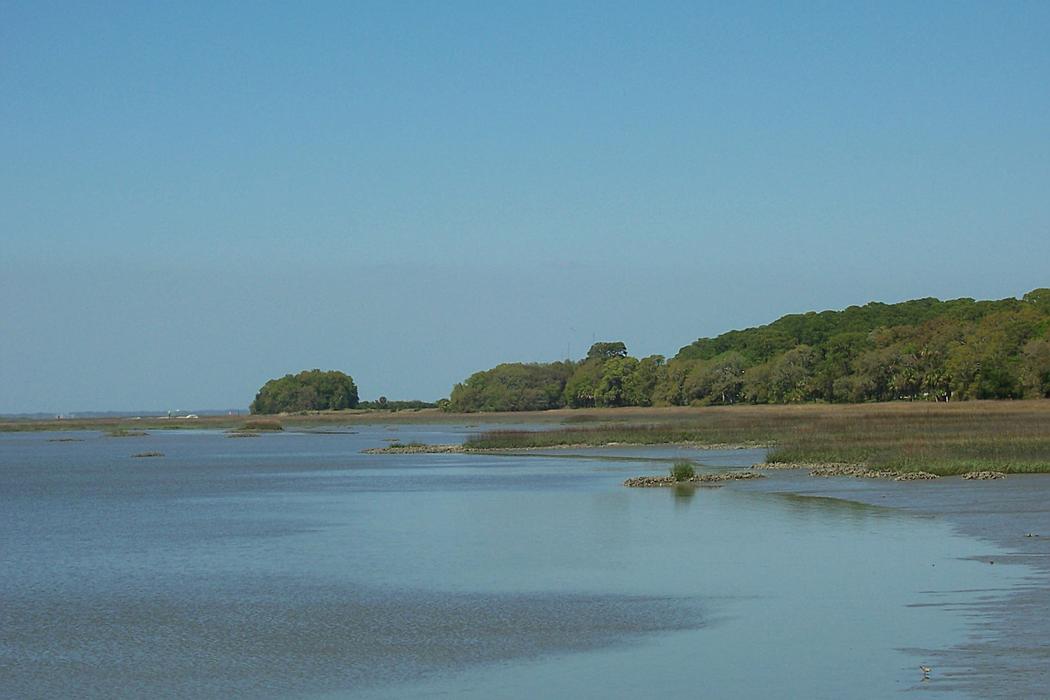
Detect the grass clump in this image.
<box><xmin>670</xmin><ymin>460</ymin><xmax>696</xmax><ymax>481</ymax></box>
<box><xmin>238</xmin><ymin>419</ymin><xmax>283</xmax><ymax>432</ymax></box>
<box><xmin>107</xmin><ymin>429</ymin><xmax>148</xmax><ymax>437</ymax></box>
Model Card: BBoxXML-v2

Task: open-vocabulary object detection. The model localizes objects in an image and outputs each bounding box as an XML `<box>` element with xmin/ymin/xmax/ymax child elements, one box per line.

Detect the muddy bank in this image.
<box><xmin>807</xmin><ymin>464</ymin><xmax>940</xmax><ymax>480</ymax></box>
<box><xmin>363</xmin><ymin>444</ymin><xmax>466</xmax><ymax>455</ymax></box>
<box><xmin>624</xmin><ymin>472</ymin><xmax>765</xmax><ymax>487</ymax></box>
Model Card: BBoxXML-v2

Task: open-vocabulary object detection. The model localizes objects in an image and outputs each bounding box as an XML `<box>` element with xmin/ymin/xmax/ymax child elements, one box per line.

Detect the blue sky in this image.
<box><xmin>2</xmin><ymin>1</ymin><xmax>1048</xmax><ymax>412</ymax></box>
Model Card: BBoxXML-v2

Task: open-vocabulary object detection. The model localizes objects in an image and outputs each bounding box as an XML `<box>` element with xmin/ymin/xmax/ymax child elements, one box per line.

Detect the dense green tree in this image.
<box><xmin>564</xmin><ymin>342</ymin><xmax>637</xmax><ymax>407</ymax></box>
<box><xmin>563</xmin><ymin>359</ymin><xmax>602</xmax><ymax>408</ymax></box>
<box><xmin>447</xmin><ymin>362</ymin><xmax>574</xmax><ymax>412</ymax></box>
<box><xmin>741</xmin><ymin>362</ymin><xmax>773</xmax><ymax>404</ymax></box>
<box><xmin>1022</xmin><ymin>338</ymin><xmax>1050</xmax><ymax>398</ymax></box>
<box><xmin>696</xmin><ymin>351</ymin><xmax>747</xmax><ymax>405</ymax></box>
<box><xmin>586</xmin><ymin>341</ymin><xmax>628</xmax><ymax>360</ymax></box>
<box><xmin>251</xmin><ymin>370</ymin><xmax>359</xmax><ymax>414</ymax></box>
<box><xmin>1023</xmin><ymin>288</ymin><xmax>1050</xmax><ymax>316</ymax></box>
<box><xmin>624</xmin><ymin>355</ymin><xmax>666</xmax><ymax>407</ymax></box>
<box><xmin>768</xmin><ymin>345</ymin><xmax>820</xmax><ymax>402</ymax></box>
<box><xmin>651</xmin><ymin>358</ymin><xmax>693</xmax><ymax>406</ymax></box>
<box><xmin>594</xmin><ymin>356</ymin><xmax>639</xmax><ymax>407</ymax></box>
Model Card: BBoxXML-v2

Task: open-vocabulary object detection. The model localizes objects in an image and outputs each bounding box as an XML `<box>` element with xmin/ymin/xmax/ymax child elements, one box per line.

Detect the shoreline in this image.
<box><xmin>8</xmin><ymin>400</ymin><xmax>1050</xmax><ymax>473</ymax></box>
<box><xmin>5</xmin><ymin>398</ymin><xmax>1048</xmax><ymax>431</ymax></box>
<box><xmin>363</xmin><ymin>442</ymin><xmax>1023</xmax><ymax>482</ymax></box>
<box><xmin>353</xmin><ymin>436</ymin><xmax>1050</xmax><ymax>696</ymax></box>
<box><xmin>361</xmin><ymin>440</ymin><xmax>768</xmax><ymax>455</ymax></box>
<box><xmin>733</xmin><ymin>468</ymin><xmax>1050</xmax><ymax>697</ymax></box>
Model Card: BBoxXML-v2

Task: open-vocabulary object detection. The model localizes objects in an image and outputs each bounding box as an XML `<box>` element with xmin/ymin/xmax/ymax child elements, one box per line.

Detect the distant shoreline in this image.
<box><xmin>6</xmin><ymin>400</ymin><xmax>1050</xmax><ymax>476</ymax></box>
<box><xmin>4</xmin><ymin>399</ymin><xmax>1048</xmax><ymax>433</ymax></box>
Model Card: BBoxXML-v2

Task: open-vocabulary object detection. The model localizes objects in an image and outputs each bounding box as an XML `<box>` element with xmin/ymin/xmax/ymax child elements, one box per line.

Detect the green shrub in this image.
<box><xmin>240</xmin><ymin>419</ymin><xmax>283</xmax><ymax>432</ymax></box>
<box><xmin>670</xmin><ymin>460</ymin><xmax>696</xmax><ymax>481</ymax></box>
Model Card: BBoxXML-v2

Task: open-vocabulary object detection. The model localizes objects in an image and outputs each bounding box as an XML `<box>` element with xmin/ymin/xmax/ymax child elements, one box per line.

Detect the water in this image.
<box><xmin>0</xmin><ymin>427</ymin><xmax>1030</xmax><ymax>698</ymax></box>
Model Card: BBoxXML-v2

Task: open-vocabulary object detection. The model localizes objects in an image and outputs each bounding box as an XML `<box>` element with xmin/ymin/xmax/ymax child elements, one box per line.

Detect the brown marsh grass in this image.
<box><xmin>7</xmin><ymin>401</ymin><xmax>1050</xmax><ymax>475</ymax></box>
<box><xmin>465</xmin><ymin>401</ymin><xmax>1050</xmax><ymax>475</ymax></box>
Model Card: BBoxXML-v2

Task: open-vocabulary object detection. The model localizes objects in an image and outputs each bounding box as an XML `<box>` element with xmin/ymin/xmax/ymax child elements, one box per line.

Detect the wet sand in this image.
<box><xmin>734</xmin><ymin>470</ymin><xmax>1050</xmax><ymax>698</ymax></box>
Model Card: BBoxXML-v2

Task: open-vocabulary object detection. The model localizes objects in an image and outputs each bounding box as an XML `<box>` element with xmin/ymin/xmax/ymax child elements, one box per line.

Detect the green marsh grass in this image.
<box><xmin>237</xmin><ymin>419</ymin><xmax>284</xmax><ymax>432</ymax></box>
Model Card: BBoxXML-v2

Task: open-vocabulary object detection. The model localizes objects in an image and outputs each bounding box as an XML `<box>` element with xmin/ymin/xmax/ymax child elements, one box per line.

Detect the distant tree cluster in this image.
<box><xmin>250</xmin><ymin>369</ymin><xmax>359</xmax><ymax>414</ymax></box>
<box><xmin>444</xmin><ymin>346</ymin><xmax>669</xmax><ymax>412</ymax></box>
<box><xmin>445</xmin><ymin>289</ymin><xmax>1050</xmax><ymax>411</ymax></box>
<box><xmin>356</xmin><ymin>398</ymin><xmax>437</xmax><ymax>410</ymax></box>
<box><xmin>447</xmin><ymin>361</ymin><xmax>576</xmax><ymax>412</ymax></box>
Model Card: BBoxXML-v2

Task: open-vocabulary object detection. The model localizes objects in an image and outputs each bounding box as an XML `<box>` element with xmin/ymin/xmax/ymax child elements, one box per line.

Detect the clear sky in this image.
<box><xmin>2</xmin><ymin>1</ymin><xmax>1048</xmax><ymax>413</ymax></box>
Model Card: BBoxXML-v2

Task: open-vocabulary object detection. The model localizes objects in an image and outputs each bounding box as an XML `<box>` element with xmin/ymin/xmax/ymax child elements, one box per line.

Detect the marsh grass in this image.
<box><xmin>107</xmin><ymin>429</ymin><xmax>148</xmax><ymax>437</ymax></box>
<box><xmin>8</xmin><ymin>401</ymin><xmax>1050</xmax><ymax>475</ymax></box>
<box><xmin>466</xmin><ymin>401</ymin><xmax>1050</xmax><ymax>476</ymax></box>
<box><xmin>465</xmin><ymin>425</ymin><xmax>772</xmax><ymax>450</ymax></box>
<box><xmin>238</xmin><ymin>420</ymin><xmax>283</xmax><ymax>432</ymax></box>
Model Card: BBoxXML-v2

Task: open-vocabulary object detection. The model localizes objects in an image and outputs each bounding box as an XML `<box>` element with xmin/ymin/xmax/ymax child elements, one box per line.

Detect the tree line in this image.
<box><xmin>445</xmin><ymin>289</ymin><xmax>1050</xmax><ymax>411</ymax></box>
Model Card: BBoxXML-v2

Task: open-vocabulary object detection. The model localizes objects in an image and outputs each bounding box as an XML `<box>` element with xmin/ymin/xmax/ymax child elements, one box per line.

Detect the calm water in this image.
<box><xmin>0</xmin><ymin>426</ymin><xmax>1029</xmax><ymax>698</ymax></box>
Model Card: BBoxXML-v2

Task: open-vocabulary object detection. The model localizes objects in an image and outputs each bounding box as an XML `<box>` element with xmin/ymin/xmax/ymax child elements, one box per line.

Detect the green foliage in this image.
<box><xmin>624</xmin><ymin>355</ymin><xmax>665</xmax><ymax>407</ymax></box>
<box><xmin>446</xmin><ymin>290</ymin><xmax>1050</xmax><ymax>411</ymax></box>
<box><xmin>670</xmin><ymin>460</ymin><xmax>696</xmax><ymax>481</ymax></box>
<box><xmin>563</xmin><ymin>358</ymin><xmax>603</xmax><ymax>408</ymax></box>
<box><xmin>447</xmin><ymin>362</ymin><xmax>575</xmax><ymax>412</ymax></box>
<box><xmin>250</xmin><ymin>370</ymin><xmax>359</xmax><ymax>414</ymax></box>
<box><xmin>1023</xmin><ymin>288</ymin><xmax>1050</xmax><ymax>315</ymax></box>
<box><xmin>563</xmin><ymin>345</ymin><xmax>667</xmax><ymax>409</ymax></box>
<box><xmin>675</xmin><ymin>295</ymin><xmax>1028</xmax><ymax>364</ymax></box>
<box><xmin>666</xmin><ymin>289</ymin><xmax>1050</xmax><ymax>405</ymax></box>
<box><xmin>446</xmin><ymin>342</ymin><xmax>667</xmax><ymax>412</ymax></box>
<box><xmin>1022</xmin><ymin>337</ymin><xmax>1050</xmax><ymax>398</ymax></box>
<box><xmin>356</xmin><ymin>399</ymin><xmax>437</xmax><ymax>410</ymax></box>
<box><xmin>586</xmin><ymin>341</ymin><xmax>628</xmax><ymax>360</ymax></box>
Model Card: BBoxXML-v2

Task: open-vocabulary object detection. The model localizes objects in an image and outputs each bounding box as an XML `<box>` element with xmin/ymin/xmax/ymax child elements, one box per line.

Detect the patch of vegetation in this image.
<box><xmin>251</xmin><ymin>369</ymin><xmax>358</xmax><ymax>414</ymax></box>
<box><xmin>466</xmin><ymin>401</ymin><xmax>1050</xmax><ymax>475</ymax></box>
<box><xmin>670</xmin><ymin>461</ymin><xmax>696</xmax><ymax>481</ymax></box>
<box><xmin>464</xmin><ymin>425</ymin><xmax>769</xmax><ymax>450</ymax></box>
<box><xmin>447</xmin><ymin>361</ymin><xmax>576</xmax><ymax>412</ymax></box>
<box><xmin>446</xmin><ymin>289</ymin><xmax>1050</xmax><ymax>411</ymax></box>
<box><xmin>237</xmin><ymin>421</ymin><xmax>283</xmax><ymax>432</ymax></box>
<box><xmin>107</xmin><ymin>429</ymin><xmax>148</xmax><ymax>437</ymax></box>
<box><xmin>357</xmin><ymin>398</ymin><xmax>438</xmax><ymax>410</ymax></box>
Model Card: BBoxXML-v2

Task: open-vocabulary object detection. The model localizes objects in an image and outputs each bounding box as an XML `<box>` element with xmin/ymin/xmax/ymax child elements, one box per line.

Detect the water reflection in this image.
<box><xmin>776</xmin><ymin>491</ymin><xmax>892</xmax><ymax>519</ymax></box>
<box><xmin>673</xmin><ymin>483</ymin><xmax>697</xmax><ymax>502</ymax></box>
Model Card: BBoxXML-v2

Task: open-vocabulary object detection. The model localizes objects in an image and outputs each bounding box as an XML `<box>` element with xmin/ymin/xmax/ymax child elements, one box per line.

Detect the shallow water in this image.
<box><xmin>0</xmin><ymin>427</ymin><xmax>1031</xmax><ymax>698</ymax></box>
